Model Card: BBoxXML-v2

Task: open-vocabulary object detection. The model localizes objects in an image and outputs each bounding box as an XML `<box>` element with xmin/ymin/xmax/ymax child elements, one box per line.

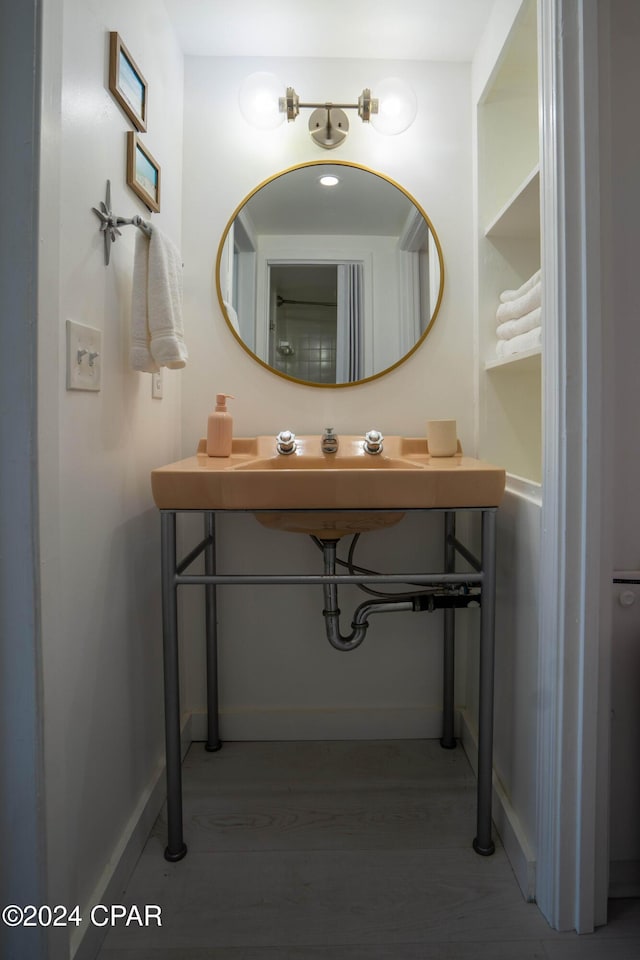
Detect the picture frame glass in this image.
<box><xmin>119</xmin><ymin>50</ymin><xmax>145</xmax><ymax>118</ymax></box>
<box><xmin>135</xmin><ymin>144</ymin><xmax>158</xmax><ymax>203</ymax></box>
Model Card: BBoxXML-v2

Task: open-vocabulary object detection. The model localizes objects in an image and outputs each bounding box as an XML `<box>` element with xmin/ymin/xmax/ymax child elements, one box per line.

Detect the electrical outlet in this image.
<box><xmin>152</xmin><ymin>369</ymin><xmax>163</xmax><ymax>399</ymax></box>
<box><xmin>67</xmin><ymin>320</ymin><xmax>102</xmax><ymax>391</ymax></box>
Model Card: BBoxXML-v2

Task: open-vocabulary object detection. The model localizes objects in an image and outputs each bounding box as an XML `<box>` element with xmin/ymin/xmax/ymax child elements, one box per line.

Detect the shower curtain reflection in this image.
<box><xmin>336</xmin><ymin>262</ymin><xmax>364</xmax><ymax>383</ymax></box>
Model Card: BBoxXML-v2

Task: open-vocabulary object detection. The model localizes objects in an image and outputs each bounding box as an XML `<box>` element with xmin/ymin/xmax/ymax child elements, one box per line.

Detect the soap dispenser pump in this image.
<box><xmin>207</xmin><ymin>394</ymin><xmax>235</xmax><ymax>457</ymax></box>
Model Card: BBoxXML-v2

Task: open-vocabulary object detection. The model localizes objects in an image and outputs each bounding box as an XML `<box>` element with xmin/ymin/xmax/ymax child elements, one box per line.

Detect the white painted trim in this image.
<box><xmin>505</xmin><ymin>473</ymin><xmax>543</xmax><ymax>506</ymax></box>
<box><xmin>71</xmin><ymin>762</ymin><xmax>167</xmax><ymax>960</ymax></box>
<box><xmin>397</xmin><ymin>250</ymin><xmax>421</xmax><ymax>354</ymax></box>
<box><xmin>190</xmin><ymin>706</ymin><xmax>456</xmax><ymax>742</ymax></box>
<box><xmin>71</xmin><ymin>714</ymin><xmax>192</xmax><ymax>960</ymax></box>
<box><xmin>536</xmin><ymin>0</ymin><xmax>610</xmax><ymax>933</ymax></box>
<box><xmin>460</xmin><ymin>709</ymin><xmax>536</xmax><ymax>902</ymax></box>
<box><xmin>536</xmin><ymin>0</ymin><xmax>564</xmax><ymax>929</ymax></box>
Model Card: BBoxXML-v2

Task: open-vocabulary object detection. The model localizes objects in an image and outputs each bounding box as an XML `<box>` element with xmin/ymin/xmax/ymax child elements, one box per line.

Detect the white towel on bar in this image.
<box><xmin>499</xmin><ymin>268</ymin><xmax>541</xmax><ymax>303</ymax></box>
<box><xmin>496</xmin><ymin>280</ymin><xmax>541</xmax><ymax>324</ymax></box>
<box><xmin>130</xmin><ymin>226</ymin><xmax>187</xmax><ymax>372</ymax></box>
<box><xmin>497</xmin><ymin>305</ymin><xmax>542</xmax><ymax>340</ymax></box>
<box><xmin>495</xmin><ymin>325</ymin><xmax>541</xmax><ymax>358</ymax></box>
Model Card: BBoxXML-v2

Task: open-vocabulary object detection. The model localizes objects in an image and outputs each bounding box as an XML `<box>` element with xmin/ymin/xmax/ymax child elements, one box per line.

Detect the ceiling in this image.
<box><xmin>163</xmin><ymin>0</ymin><xmax>497</xmax><ymax>61</ymax></box>
<box><xmin>240</xmin><ymin>164</ymin><xmax>415</xmax><ymax>237</ymax></box>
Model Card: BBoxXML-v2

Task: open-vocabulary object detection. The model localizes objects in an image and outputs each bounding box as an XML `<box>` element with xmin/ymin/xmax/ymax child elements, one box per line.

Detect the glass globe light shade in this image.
<box><xmin>370</xmin><ymin>77</ymin><xmax>417</xmax><ymax>136</ymax></box>
<box><xmin>238</xmin><ymin>72</ymin><xmax>285</xmax><ymax>130</ymax></box>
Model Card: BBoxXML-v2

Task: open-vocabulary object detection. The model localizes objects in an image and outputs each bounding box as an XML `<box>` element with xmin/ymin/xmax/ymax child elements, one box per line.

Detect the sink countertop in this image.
<box><xmin>151</xmin><ymin>436</ymin><xmax>506</xmax><ymax>511</ymax></box>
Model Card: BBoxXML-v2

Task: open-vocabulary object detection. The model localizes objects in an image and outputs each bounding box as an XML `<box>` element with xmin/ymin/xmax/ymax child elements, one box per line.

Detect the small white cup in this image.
<box><xmin>427</xmin><ymin>419</ymin><xmax>458</xmax><ymax>457</ymax></box>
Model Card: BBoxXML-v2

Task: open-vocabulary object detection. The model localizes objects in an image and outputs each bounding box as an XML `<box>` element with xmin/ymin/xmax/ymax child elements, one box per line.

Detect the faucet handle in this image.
<box><xmin>363</xmin><ymin>429</ymin><xmax>384</xmax><ymax>455</ymax></box>
<box><xmin>276</xmin><ymin>430</ymin><xmax>297</xmax><ymax>455</ymax></box>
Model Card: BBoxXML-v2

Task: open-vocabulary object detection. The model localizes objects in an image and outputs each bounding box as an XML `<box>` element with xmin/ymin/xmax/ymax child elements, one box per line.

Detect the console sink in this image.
<box><xmin>151</xmin><ymin>436</ymin><xmax>506</xmax><ymax>533</ymax></box>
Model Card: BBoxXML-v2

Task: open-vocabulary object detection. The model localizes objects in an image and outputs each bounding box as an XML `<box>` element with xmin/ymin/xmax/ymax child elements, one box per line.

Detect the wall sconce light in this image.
<box><xmin>239</xmin><ymin>73</ymin><xmax>417</xmax><ymax>149</ymax></box>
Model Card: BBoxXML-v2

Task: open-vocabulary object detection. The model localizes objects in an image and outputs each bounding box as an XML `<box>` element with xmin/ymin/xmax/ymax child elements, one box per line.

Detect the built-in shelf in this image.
<box><xmin>476</xmin><ymin>0</ymin><xmax>541</xmax><ymax>485</ymax></box>
<box><xmin>484</xmin><ymin>165</ymin><xmax>540</xmax><ymax>239</ymax></box>
<box><xmin>485</xmin><ymin>346</ymin><xmax>541</xmax><ymax>371</ymax></box>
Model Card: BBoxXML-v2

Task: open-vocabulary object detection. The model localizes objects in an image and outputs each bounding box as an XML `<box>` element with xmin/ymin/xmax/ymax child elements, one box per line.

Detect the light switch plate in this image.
<box><xmin>67</xmin><ymin>320</ymin><xmax>102</xmax><ymax>391</ymax></box>
<box><xmin>152</xmin><ymin>369</ymin><xmax>163</xmax><ymax>399</ymax></box>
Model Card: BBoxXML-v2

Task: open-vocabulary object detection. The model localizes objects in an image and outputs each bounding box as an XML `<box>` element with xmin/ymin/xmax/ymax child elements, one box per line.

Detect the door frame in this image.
<box><xmin>537</xmin><ymin>0</ymin><xmax>611</xmax><ymax>932</ymax></box>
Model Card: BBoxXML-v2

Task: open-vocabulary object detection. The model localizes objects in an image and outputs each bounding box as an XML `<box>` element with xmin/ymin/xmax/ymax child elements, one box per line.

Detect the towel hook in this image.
<box><xmin>92</xmin><ymin>180</ymin><xmax>152</xmax><ymax>266</ymax></box>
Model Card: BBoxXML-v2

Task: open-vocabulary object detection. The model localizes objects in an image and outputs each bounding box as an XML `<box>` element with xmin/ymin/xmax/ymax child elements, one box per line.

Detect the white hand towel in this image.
<box><xmin>131</xmin><ymin>231</ymin><xmax>158</xmax><ymax>373</ymax></box>
<box><xmin>495</xmin><ymin>325</ymin><xmax>541</xmax><ymax>358</ymax></box>
<box><xmin>496</xmin><ymin>280</ymin><xmax>541</xmax><ymax>324</ymax></box>
<box><xmin>496</xmin><ymin>305</ymin><xmax>542</xmax><ymax>340</ymax></box>
<box><xmin>499</xmin><ymin>268</ymin><xmax>541</xmax><ymax>303</ymax></box>
<box><xmin>130</xmin><ymin>226</ymin><xmax>188</xmax><ymax>372</ymax></box>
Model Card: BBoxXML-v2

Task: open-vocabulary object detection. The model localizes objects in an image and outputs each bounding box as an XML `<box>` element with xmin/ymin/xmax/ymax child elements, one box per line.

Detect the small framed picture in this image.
<box><xmin>109</xmin><ymin>32</ymin><xmax>148</xmax><ymax>132</ymax></box>
<box><xmin>127</xmin><ymin>132</ymin><xmax>161</xmax><ymax>213</ymax></box>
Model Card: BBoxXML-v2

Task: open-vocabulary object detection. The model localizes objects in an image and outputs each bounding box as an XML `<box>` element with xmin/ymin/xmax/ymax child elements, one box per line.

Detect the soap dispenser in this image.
<box><xmin>207</xmin><ymin>394</ymin><xmax>235</xmax><ymax>457</ymax></box>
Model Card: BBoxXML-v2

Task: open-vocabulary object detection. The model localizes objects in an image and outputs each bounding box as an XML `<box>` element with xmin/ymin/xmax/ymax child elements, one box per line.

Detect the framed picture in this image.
<box><xmin>109</xmin><ymin>32</ymin><xmax>148</xmax><ymax>132</ymax></box>
<box><xmin>127</xmin><ymin>132</ymin><xmax>161</xmax><ymax>213</ymax></box>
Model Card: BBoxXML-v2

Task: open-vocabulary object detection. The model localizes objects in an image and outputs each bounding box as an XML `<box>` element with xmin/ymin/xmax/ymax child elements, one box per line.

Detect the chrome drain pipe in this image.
<box><xmin>321</xmin><ymin>540</ymin><xmax>413</xmax><ymax>651</ymax></box>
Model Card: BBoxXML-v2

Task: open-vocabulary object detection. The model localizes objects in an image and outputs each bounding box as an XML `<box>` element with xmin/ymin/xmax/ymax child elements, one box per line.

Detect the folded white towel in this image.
<box><xmin>497</xmin><ymin>306</ymin><xmax>541</xmax><ymax>341</ymax></box>
<box><xmin>499</xmin><ymin>268</ymin><xmax>541</xmax><ymax>303</ymax></box>
<box><xmin>130</xmin><ymin>226</ymin><xmax>187</xmax><ymax>372</ymax></box>
<box><xmin>496</xmin><ymin>280</ymin><xmax>541</xmax><ymax>324</ymax></box>
<box><xmin>131</xmin><ymin>232</ymin><xmax>158</xmax><ymax>373</ymax></box>
<box><xmin>495</xmin><ymin>325</ymin><xmax>541</xmax><ymax>358</ymax></box>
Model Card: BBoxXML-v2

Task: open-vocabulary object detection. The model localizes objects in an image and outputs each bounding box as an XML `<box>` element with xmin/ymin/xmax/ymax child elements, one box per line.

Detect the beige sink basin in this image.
<box><xmin>151</xmin><ymin>436</ymin><xmax>506</xmax><ymax>536</ymax></box>
<box><xmin>234</xmin><ymin>454</ymin><xmax>417</xmax><ymax>471</ymax></box>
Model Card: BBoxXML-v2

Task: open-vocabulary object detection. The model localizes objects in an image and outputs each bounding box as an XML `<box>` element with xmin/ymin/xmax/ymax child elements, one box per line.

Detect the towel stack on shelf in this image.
<box><xmin>495</xmin><ymin>269</ymin><xmax>542</xmax><ymax>359</ymax></box>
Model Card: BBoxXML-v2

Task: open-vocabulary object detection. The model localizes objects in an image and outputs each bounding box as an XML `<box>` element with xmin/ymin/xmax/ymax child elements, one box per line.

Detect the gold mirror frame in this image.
<box><xmin>215</xmin><ymin>160</ymin><xmax>445</xmax><ymax>388</ymax></box>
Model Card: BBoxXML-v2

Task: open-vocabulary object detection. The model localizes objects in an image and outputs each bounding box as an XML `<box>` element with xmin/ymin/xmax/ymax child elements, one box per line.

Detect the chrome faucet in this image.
<box><xmin>363</xmin><ymin>429</ymin><xmax>384</xmax><ymax>455</ymax></box>
<box><xmin>321</xmin><ymin>427</ymin><xmax>339</xmax><ymax>454</ymax></box>
<box><xmin>276</xmin><ymin>430</ymin><xmax>297</xmax><ymax>455</ymax></box>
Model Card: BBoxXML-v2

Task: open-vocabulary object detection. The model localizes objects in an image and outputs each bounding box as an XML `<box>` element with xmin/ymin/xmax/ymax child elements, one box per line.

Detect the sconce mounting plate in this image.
<box><xmin>308</xmin><ymin>107</ymin><xmax>349</xmax><ymax>150</ymax></box>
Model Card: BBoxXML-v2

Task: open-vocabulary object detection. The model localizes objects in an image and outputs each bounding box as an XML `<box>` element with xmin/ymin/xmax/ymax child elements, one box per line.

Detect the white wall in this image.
<box><xmin>38</xmin><ymin>1</ymin><xmax>183</xmax><ymax>955</ymax></box>
<box><xmin>180</xmin><ymin>55</ymin><xmax>475</xmax><ymax>740</ymax></box>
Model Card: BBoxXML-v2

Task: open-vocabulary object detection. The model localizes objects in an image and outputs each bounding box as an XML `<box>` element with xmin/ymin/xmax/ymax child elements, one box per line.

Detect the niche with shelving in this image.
<box><xmin>477</xmin><ymin>0</ymin><xmax>541</xmax><ymax>483</ymax></box>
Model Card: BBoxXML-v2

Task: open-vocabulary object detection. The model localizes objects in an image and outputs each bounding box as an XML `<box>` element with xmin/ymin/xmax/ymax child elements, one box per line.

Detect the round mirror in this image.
<box><xmin>215</xmin><ymin>161</ymin><xmax>444</xmax><ymax>388</ymax></box>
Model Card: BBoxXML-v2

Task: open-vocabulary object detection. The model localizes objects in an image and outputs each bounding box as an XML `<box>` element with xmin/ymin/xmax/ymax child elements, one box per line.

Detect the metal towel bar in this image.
<box><xmin>92</xmin><ymin>179</ymin><xmax>152</xmax><ymax>265</ymax></box>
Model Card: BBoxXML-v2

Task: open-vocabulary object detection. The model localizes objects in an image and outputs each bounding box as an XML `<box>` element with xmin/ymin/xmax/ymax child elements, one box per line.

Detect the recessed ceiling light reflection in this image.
<box><xmin>319</xmin><ymin>175</ymin><xmax>340</xmax><ymax>187</ymax></box>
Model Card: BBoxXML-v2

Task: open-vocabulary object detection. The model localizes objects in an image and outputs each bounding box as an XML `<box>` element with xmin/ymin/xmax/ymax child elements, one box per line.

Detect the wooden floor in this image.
<box><xmin>98</xmin><ymin>740</ymin><xmax>640</xmax><ymax>959</ymax></box>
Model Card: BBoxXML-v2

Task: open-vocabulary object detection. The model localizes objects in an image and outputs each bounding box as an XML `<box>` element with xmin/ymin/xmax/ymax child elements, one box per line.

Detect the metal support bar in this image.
<box><xmin>204</xmin><ymin>513</ymin><xmax>221</xmax><ymax>752</ymax></box>
<box><xmin>473</xmin><ymin>509</ymin><xmax>497</xmax><ymax>856</ymax></box>
<box><xmin>450</xmin><ymin>536</ymin><xmax>482</xmax><ymax>573</ymax></box>
<box><xmin>174</xmin><ymin>571</ymin><xmax>483</xmax><ymax>587</ymax></box>
<box><xmin>441</xmin><ymin>512</ymin><xmax>457</xmax><ymax>749</ymax></box>
<box><xmin>176</xmin><ymin>534</ymin><xmax>214</xmax><ymax>576</ymax></box>
<box><xmin>160</xmin><ymin>511</ymin><xmax>187</xmax><ymax>861</ymax></box>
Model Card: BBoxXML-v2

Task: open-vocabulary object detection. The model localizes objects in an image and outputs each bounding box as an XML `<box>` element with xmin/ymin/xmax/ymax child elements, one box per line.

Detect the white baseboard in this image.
<box><xmin>189</xmin><ymin>705</ymin><xmax>455</xmax><ymax>742</ymax></box>
<box><xmin>460</xmin><ymin>708</ymin><xmax>536</xmax><ymax>902</ymax></box>
<box><xmin>71</xmin><ymin>713</ymin><xmax>192</xmax><ymax>960</ymax></box>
